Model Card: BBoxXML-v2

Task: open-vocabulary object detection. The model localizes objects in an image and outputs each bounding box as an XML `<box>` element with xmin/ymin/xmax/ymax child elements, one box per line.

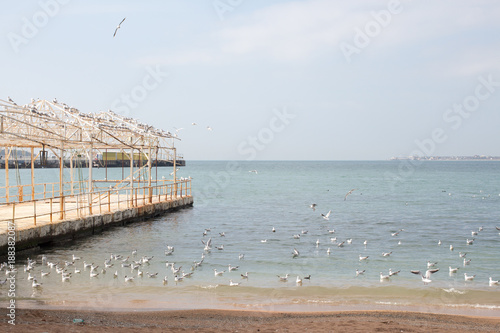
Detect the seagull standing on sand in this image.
<box><xmin>113</xmin><ymin>18</ymin><xmax>126</xmax><ymax>37</ymax></box>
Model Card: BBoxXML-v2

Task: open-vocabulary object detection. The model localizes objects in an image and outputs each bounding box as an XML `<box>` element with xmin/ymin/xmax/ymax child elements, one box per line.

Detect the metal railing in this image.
<box><xmin>0</xmin><ymin>179</ymin><xmax>191</xmax><ymax>225</ymax></box>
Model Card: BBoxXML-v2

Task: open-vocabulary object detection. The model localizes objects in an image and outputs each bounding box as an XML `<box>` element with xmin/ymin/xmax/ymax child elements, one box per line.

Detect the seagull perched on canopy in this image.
<box><xmin>113</xmin><ymin>18</ymin><xmax>126</xmax><ymax>37</ymax></box>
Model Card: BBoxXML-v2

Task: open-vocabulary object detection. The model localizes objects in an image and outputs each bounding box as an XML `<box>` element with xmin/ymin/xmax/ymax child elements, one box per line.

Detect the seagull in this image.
<box><xmin>359</xmin><ymin>255</ymin><xmax>369</xmax><ymax>261</ymax></box>
<box><xmin>438</xmin><ymin>240</ymin><xmax>442</xmax><ymax>246</ymax></box>
<box><xmin>214</xmin><ymin>269</ymin><xmax>225</xmax><ymax>276</ymax></box>
<box><xmin>296</xmin><ymin>276</ymin><xmax>302</xmax><ymax>285</ymax></box>
<box><xmin>427</xmin><ymin>261</ymin><xmax>438</xmax><ymax>268</ymax></box>
<box><xmin>380</xmin><ymin>272</ymin><xmax>390</xmax><ymax>281</ymax></box>
<box><xmin>411</xmin><ymin>268</ymin><xmax>439</xmax><ymax>279</ymax></box>
<box><xmin>228</xmin><ymin>265</ymin><xmax>239</xmax><ymax>271</ymax></box>
<box><xmin>207</xmin><ymin>126</ymin><xmax>213</xmax><ymax>131</ymax></box>
<box><xmin>389</xmin><ymin>268</ymin><xmax>400</xmax><ymax>276</ymax></box>
<box><xmin>124</xmin><ymin>275</ymin><xmax>134</xmax><ymax>282</ymax></box>
<box><xmin>344</xmin><ymin>189</ymin><xmax>356</xmax><ymax>201</ymax></box>
<box><xmin>450</xmin><ymin>245</ymin><xmax>454</xmax><ymax>251</ymax></box>
<box><xmin>163</xmin><ymin>276</ymin><xmax>168</xmax><ymax>285</ymax></box>
<box><xmin>32</xmin><ymin>279</ymin><xmax>42</xmax><ymax>288</ymax></box>
<box><xmin>449</xmin><ymin>266</ymin><xmax>459</xmax><ymax>274</ymax></box>
<box><xmin>241</xmin><ymin>272</ymin><xmax>249</xmax><ymax>279</ymax></box>
<box><xmin>261</xmin><ymin>239</ymin><xmax>268</xmax><ymax>243</ymax></box>
<box><xmin>489</xmin><ymin>277</ymin><xmax>499</xmax><ymax>286</ymax></box>
<box><xmin>113</xmin><ymin>271</ymin><xmax>118</xmax><ymax>278</ymax></box>
<box><xmin>328</xmin><ymin>229</ymin><xmax>335</xmax><ymax>234</ymax></box>
<box><xmin>174</xmin><ymin>275</ymin><xmax>184</xmax><ymax>283</ymax></box>
<box><xmin>147</xmin><ymin>272</ymin><xmax>158</xmax><ymax>278</ymax></box>
<box><xmin>382</xmin><ymin>252</ymin><xmax>392</xmax><ymax>257</ymax></box>
<box><xmin>74</xmin><ymin>268</ymin><xmax>81</xmax><ymax>274</ymax></box>
<box><xmin>292</xmin><ymin>248</ymin><xmax>300</xmax><ymax>258</ymax></box>
<box><xmin>277</xmin><ymin>274</ymin><xmax>289</xmax><ymax>282</ymax></box>
<box><xmin>249</xmin><ymin>170</ymin><xmax>258</xmax><ymax>174</ymax></box>
<box><xmin>459</xmin><ymin>252</ymin><xmax>467</xmax><ymax>258</ymax></box>
<box><xmin>41</xmin><ymin>271</ymin><xmax>50</xmax><ymax>277</ymax></box>
<box><xmin>303</xmin><ymin>275</ymin><xmax>311</xmax><ymax>280</ymax></box>
<box><xmin>293</xmin><ymin>234</ymin><xmax>300</xmax><ymax>239</ymax></box>
<box><xmin>301</xmin><ymin>230</ymin><xmax>308</xmax><ymax>234</ymax></box>
<box><xmin>463</xmin><ymin>258</ymin><xmax>471</xmax><ymax>266</ymax></box>
<box><xmin>310</xmin><ymin>203</ymin><xmax>317</xmax><ymax>211</ymax></box>
<box><xmin>272</xmin><ymin>227</ymin><xmax>276</xmax><ymax>233</ymax></box>
<box><xmin>62</xmin><ymin>274</ymin><xmax>71</xmax><ymax>282</ymax></box>
<box><xmin>90</xmin><ymin>271</ymin><xmax>99</xmax><ymax>278</ymax></box>
<box><xmin>321</xmin><ymin>210</ymin><xmax>332</xmax><ymax>220</ymax></box>
<box><xmin>464</xmin><ymin>273</ymin><xmax>475</xmax><ymax>281</ymax></box>
<box><xmin>356</xmin><ymin>269</ymin><xmax>365</xmax><ymax>277</ymax></box>
<box><xmin>113</xmin><ymin>17</ymin><xmax>126</xmax><ymax>38</ymax></box>
<box><xmin>191</xmin><ymin>122</ymin><xmax>197</xmax><ymax>126</ymax></box>
<box><xmin>466</xmin><ymin>239</ymin><xmax>474</xmax><ymax>245</ymax></box>
<box><xmin>239</xmin><ymin>253</ymin><xmax>245</xmax><ymax>260</ymax></box>
<box><xmin>316</xmin><ymin>239</ymin><xmax>320</xmax><ymax>247</ymax></box>
<box><xmin>72</xmin><ymin>254</ymin><xmax>81</xmax><ymax>261</ymax></box>
<box><xmin>229</xmin><ymin>280</ymin><xmax>240</xmax><ymax>286</ymax></box>
<box><xmin>326</xmin><ymin>248</ymin><xmax>331</xmax><ymax>255</ymax></box>
<box><xmin>421</xmin><ymin>274</ymin><xmax>432</xmax><ymax>285</ymax></box>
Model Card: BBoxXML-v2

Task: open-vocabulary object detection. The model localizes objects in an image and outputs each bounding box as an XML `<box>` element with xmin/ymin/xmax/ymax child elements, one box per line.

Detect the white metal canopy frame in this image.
<box><xmin>0</xmin><ymin>98</ymin><xmax>187</xmax><ymax>221</ymax></box>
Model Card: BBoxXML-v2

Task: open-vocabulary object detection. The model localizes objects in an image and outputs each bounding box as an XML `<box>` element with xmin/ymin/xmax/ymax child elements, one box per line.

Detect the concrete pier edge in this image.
<box><xmin>0</xmin><ymin>196</ymin><xmax>193</xmax><ymax>255</ymax></box>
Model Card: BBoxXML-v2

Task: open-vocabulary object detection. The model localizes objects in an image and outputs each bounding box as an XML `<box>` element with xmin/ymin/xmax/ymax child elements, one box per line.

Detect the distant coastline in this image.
<box><xmin>390</xmin><ymin>155</ymin><xmax>500</xmax><ymax>161</ymax></box>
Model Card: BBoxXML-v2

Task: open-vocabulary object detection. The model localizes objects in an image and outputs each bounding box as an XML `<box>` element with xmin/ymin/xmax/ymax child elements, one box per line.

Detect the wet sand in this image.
<box><xmin>2</xmin><ymin>309</ymin><xmax>500</xmax><ymax>332</ymax></box>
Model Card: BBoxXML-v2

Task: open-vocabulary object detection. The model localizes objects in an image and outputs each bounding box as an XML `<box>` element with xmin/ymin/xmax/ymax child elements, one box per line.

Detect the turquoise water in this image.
<box><xmin>2</xmin><ymin>161</ymin><xmax>500</xmax><ymax>314</ymax></box>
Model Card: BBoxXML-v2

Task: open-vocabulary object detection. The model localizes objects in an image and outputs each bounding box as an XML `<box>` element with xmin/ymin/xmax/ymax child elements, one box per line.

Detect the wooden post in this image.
<box><xmin>59</xmin><ymin>147</ymin><xmax>64</xmax><ymax>220</ymax></box>
<box><xmin>70</xmin><ymin>154</ymin><xmax>74</xmax><ymax>195</ymax></box>
<box><xmin>5</xmin><ymin>147</ymin><xmax>9</xmax><ymax>203</ymax></box>
<box><xmin>148</xmin><ymin>145</ymin><xmax>152</xmax><ymax>203</ymax></box>
<box><xmin>173</xmin><ymin>148</ymin><xmax>177</xmax><ymax>199</ymax></box>
<box><xmin>108</xmin><ymin>190</ymin><xmax>111</xmax><ymax>212</ymax></box>
<box><xmin>31</xmin><ymin>147</ymin><xmax>35</xmax><ymax>201</ymax></box>
<box><xmin>33</xmin><ymin>200</ymin><xmax>36</xmax><ymax>226</ymax></box>
<box><xmin>88</xmin><ymin>143</ymin><xmax>93</xmax><ymax>194</ymax></box>
<box><xmin>130</xmin><ymin>148</ymin><xmax>134</xmax><ymax>207</ymax></box>
<box><xmin>50</xmin><ymin>197</ymin><xmax>53</xmax><ymax>223</ymax></box>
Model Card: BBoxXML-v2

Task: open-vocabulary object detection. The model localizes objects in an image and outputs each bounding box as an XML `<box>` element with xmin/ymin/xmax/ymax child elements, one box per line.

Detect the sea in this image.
<box><xmin>2</xmin><ymin>160</ymin><xmax>500</xmax><ymax>315</ymax></box>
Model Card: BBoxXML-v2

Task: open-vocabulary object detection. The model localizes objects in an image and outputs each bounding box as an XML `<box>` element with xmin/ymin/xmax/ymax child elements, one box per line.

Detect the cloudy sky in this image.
<box><xmin>1</xmin><ymin>0</ymin><xmax>499</xmax><ymax>160</ymax></box>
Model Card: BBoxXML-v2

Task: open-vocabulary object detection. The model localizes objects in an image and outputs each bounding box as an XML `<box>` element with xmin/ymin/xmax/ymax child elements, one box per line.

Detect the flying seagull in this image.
<box><xmin>113</xmin><ymin>18</ymin><xmax>126</xmax><ymax>37</ymax></box>
<box><xmin>344</xmin><ymin>189</ymin><xmax>357</xmax><ymax>201</ymax></box>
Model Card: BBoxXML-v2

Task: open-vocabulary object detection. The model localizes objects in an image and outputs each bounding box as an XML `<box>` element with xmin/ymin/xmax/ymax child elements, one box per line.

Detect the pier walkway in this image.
<box><xmin>0</xmin><ymin>180</ymin><xmax>192</xmax><ymax>253</ymax></box>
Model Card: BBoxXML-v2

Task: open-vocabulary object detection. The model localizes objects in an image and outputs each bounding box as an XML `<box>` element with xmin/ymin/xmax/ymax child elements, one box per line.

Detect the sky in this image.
<box><xmin>1</xmin><ymin>0</ymin><xmax>499</xmax><ymax>160</ymax></box>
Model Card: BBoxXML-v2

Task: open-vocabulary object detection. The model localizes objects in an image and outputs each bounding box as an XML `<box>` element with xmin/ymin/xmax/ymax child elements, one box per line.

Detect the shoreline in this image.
<box><xmin>2</xmin><ymin>308</ymin><xmax>500</xmax><ymax>332</ymax></box>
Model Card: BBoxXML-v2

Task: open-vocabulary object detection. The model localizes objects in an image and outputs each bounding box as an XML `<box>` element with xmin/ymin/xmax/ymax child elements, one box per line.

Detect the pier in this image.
<box><xmin>0</xmin><ymin>98</ymin><xmax>192</xmax><ymax>254</ymax></box>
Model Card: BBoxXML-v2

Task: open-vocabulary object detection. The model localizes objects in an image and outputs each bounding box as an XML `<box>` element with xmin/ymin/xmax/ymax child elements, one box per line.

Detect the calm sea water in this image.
<box><xmin>2</xmin><ymin>161</ymin><xmax>500</xmax><ymax>314</ymax></box>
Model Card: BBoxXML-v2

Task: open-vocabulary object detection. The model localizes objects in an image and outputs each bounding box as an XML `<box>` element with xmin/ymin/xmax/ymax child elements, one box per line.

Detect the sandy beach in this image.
<box><xmin>2</xmin><ymin>309</ymin><xmax>500</xmax><ymax>332</ymax></box>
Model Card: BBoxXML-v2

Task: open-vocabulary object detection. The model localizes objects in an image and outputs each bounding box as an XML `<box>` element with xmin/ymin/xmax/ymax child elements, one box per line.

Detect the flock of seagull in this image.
<box><xmin>1</xmin><ymin>189</ymin><xmax>499</xmax><ymax>294</ymax></box>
